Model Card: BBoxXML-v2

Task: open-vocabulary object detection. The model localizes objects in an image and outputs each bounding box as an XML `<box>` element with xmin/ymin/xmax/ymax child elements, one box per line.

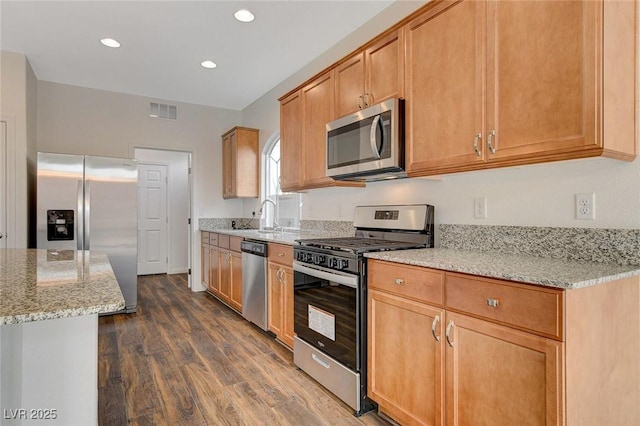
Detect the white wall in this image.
<box><xmin>37</xmin><ymin>81</ymin><xmax>243</xmax><ymax>290</ymax></box>
<box><xmin>0</xmin><ymin>50</ymin><xmax>37</xmax><ymax>248</ymax></box>
<box><xmin>135</xmin><ymin>148</ymin><xmax>190</xmax><ymax>274</ymax></box>
<box><xmin>241</xmin><ymin>3</ymin><xmax>640</xmax><ymax>235</ymax></box>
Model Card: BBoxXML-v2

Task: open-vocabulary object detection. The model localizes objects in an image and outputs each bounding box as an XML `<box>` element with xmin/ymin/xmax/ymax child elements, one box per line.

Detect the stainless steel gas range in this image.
<box><xmin>292</xmin><ymin>204</ymin><xmax>435</xmax><ymax>416</ymax></box>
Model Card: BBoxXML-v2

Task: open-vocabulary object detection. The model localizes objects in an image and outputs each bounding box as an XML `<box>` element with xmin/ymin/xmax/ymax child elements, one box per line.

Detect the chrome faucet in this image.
<box><xmin>258</xmin><ymin>198</ymin><xmax>281</xmax><ymax>231</ymax></box>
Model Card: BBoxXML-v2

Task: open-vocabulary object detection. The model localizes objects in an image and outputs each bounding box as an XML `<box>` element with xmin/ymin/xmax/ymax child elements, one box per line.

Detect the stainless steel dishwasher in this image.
<box><xmin>241</xmin><ymin>239</ymin><xmax>268</xmax><ymax>330</ymax></box>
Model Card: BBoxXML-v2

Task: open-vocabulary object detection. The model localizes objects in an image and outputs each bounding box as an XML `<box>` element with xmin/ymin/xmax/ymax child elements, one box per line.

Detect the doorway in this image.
<box><xmin>137</xmin><ymin>163</ymin><xmax>168</xmax><ymax>275</ymax></box>
<box><xmin>134</xmin><ymin>148</ymin><xmax>192</xmax><ymax>286</ymax></box>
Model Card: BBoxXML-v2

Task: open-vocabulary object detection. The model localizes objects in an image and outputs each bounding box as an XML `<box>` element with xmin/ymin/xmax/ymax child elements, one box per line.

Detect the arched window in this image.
<box><xmin>261</xmin><ymin>132</ymin><xmax>300</xmax><ymax>230</ymax></box>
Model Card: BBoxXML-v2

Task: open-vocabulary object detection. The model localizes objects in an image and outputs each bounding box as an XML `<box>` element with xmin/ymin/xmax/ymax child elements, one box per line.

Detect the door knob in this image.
<box><xmin>0</xmin><ymin>232</ymin><xmax>4</xmax><ymax>239</ymax></box>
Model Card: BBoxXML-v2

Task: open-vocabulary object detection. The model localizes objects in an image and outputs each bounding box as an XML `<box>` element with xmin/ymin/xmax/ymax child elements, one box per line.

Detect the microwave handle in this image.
<box><xmin>369</xmin><ymin>115</ymin><xmax>382</xmax><ymax>159</ymax></box>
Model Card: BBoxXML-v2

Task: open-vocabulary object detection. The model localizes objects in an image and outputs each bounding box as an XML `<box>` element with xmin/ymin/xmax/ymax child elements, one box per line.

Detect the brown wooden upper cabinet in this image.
<box><xmin>221</xmin><ymin>127</ymin><xmax>259</xmax><ymax>199</ymax></box>
<box><xmin>278</xmin><ymin>72</ymin><xmax>365</xmax><ymax>191</ymax></box>
<box><xmin>334</xmin><ymin>29</ymin><xmax>405</xmax><ymax>118</ymax></box>
<box><xmin>405</xmin><ymin>0</ymin><xmax>636</xmax><ymax>176</ymax></box>
<box><xmin>280</xmin><ymin>91</ymin><xmax>303</xmax><ymax>192</ymax></box>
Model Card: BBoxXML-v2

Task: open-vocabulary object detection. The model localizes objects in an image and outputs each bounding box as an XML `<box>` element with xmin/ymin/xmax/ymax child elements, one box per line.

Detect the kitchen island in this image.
<box><xmin>0</xmin><ymin>249</ymin><xmax>125</xmax><ymax>425</ymax></box>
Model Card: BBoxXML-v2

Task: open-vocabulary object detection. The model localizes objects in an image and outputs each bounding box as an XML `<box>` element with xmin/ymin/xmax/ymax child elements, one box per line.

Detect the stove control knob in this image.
<box><xmin>338</xmin><ymin>259</ymin><xmax>349</xmax><ymax>270</ymax></box>
<box><xmin>329</xmin><ymin>258</ymin><xmax>337</xmax><ymax>268</ymax></box>
<box><xmin>313</xmin><ymin>255</ymin><xmax>326</xmax><ymax>265</ymax></box>
<box><xmin>305</xmin><ymin>253</ymin><xmax>313</xmax><ymax>263</ymax></box>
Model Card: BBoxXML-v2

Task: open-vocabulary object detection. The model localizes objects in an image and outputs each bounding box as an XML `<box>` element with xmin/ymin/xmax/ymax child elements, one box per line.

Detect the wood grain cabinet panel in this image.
<box><xmin>368</xmin><ymin>259</ymin><xmax>443</xmax><ymax>306</ymax></box>
<box><xmin>205</xmin><ymin>234</ymin><xmax>242</xmax><ymax>313</ymax></box>
<box><xmin>445</xmin><ymin>311</ymin><xmax>563</xmax><ymax>426</ymax></box>
<box><xmin>335</xmin><ymin>29</ymin><xmax>405</xmax><ymax>118</ymax></box>
<box><xmin>280</xmin><ymin>91</ymin><xmax>304</xmax><ymax>192</ymax></box>
<box><xmin>406</xmin><ymin>0</ymin><xmax>636</xmax><ymax>177</ymax></box>
<box><xmin>445</xmin><ymin>272</ymin><xmax>563</xmax><ymax>340</ymax></box>
<box><xmin>267</xmin><ymin>243</ymin><xmax>295</xmax><ymax>349</ymax></box>
<box><xmin>201</xmin><ymin>233</ymin><xmax>211</xmax><ymax>289</ymax></box>
<box><xmin>279</xmin><ymin>72</ymin><xmax>364</xmax><ymax>191</ymax></box>
<box><xmin>406</xmin><ymin>0</ymin><xmax>485</xmax><ymax>173</ymax></box>
<box><xmin>368</xmin><ymin>288</ymin><xmax>445</xmax><ymax>426</ymax></box>
<box><xmin>221</xmin><ymin>127</ymin><xmax>259</xmax><ymax>199</ymax></box>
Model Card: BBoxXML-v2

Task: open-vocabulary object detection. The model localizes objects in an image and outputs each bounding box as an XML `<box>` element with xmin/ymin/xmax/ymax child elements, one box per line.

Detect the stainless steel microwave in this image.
<box><xmin>326</xmin><ymin>98</ymin><xmax>405</xmax><ymax>181</ymax></box>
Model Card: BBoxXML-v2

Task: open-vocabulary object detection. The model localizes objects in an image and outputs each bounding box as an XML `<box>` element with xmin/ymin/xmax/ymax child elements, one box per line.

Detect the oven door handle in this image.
<box><xmin>293</xmin><ymin>262</ymin><xmax>358</xmax><ymax>289</ymax></box>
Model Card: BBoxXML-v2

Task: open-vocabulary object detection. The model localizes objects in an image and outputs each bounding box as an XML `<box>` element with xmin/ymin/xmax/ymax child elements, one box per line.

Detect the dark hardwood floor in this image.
<box><xmin>98</xmin><ymin>274</ymin><xmax>391</xmax><ymax>425</ymax></box>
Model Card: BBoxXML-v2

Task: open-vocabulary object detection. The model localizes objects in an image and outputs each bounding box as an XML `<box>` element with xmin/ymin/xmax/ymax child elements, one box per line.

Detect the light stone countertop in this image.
<box><xmin>0</xmin><ymin>249</ymin><xmax>125</xmax><ymax>325</ymax></box>
<box><xmin>365</xmin><ymin>248</ymin><xmax>640</xmax><ymax>289</ymax></box>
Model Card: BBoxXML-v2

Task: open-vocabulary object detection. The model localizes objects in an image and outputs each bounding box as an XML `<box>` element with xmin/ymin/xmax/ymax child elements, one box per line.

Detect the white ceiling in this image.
<box><xmin>0</xmin><ymin>0</ymin><xmax>397</xmax><ymax>111</ymax></box>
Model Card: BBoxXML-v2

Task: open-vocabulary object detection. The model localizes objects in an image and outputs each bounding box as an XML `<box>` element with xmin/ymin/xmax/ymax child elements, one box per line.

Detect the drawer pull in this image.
<box><xmin>312</xmin><ymin>353</ymin><xmax>330</xmax><ymax>369</ymax></box>
<box><xmin>278</xmin><ymin>252</ymin><xmax>285</xmax><ymax>257</ymax></box>
<box><xmin>487</xmin><ymin>298</ymin><xmax>500</xmax><ymax>308</ymax></box>
<box><xmin>445</xmin><ymin>321</ymin><xmax>455</xmax><ymax>347</ymax></box>
<box><xmin>431</xmin><ymin>315</ymin><xmax>441</xmax><ymax>342</ymax></box>
<box><xmin>394</xmin><ymin>278</ymin><xmax>404</xmax><ymax>285</ymax></box>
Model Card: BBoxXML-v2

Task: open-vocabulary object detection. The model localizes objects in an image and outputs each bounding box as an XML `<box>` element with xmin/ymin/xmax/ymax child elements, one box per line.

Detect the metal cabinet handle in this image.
<box><xmin>487</xmin><ymin>298</ymin><xmax>499</xmax><ymax>308</ymax></box>
<box><xmin>358</xmin><ymin>95</ymin><xmax>364</xmax><ymax>110</ymax></box>
<box><xmin>431</xmin><ymin>315</ymin><xmax>441</xmax><ymax>342</ymax></box>
<box><xmin>473</xmin><ymin>133</ymin><xmax>482</xmax><ymax>157</ymax></box>
<box><xmin>278</xmin><ymin>252</ymin><xmax>285</xmax><ymax>257</ymax></box>
<box><xmin>445</xmin><ymin>320</ymin><xmax>455</xmax><ymax>347</ymax></box>
<box><xmin>487</xmin><ymin>129</ymin><xmax>497</xmax><ymax>154</ymax></box>
<box><xmin>364</xmin><ymin>92</ymin><xmax>370</xmax><ymax>107</ymax></box>
<box><xmin>394</xmin><ymin>278</ymin><xmax>404</xmax><ymax>285</ymax></box>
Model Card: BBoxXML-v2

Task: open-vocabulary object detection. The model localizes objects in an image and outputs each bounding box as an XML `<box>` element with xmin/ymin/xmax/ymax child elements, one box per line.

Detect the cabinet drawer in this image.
<box><xmin>230</xmin><ymin>236</ymin><xmax>243</xmax><ymax>253</ymax></box>
<box><xmin>445</xmin><ymin>273</ymin><xmax>564</xmax><ymax>340</ymax></box>
<box><xmin>368</xmin><ymin>260</ymin><xmax>444</xmax><ymax>306</ymax></box>
<box><xmin>209</xmin><ymin>233</ymin><xmax>219</xmax><ymax>246</ymax></box>
<box><xmin>201</xmin><ymin>232</ymin><xmax>209</xmax><ymax>243</ymax></box>
<box><xmin>268</xmin><ymin>243</ymin><xmax>293</xmax><ymax>266</ymax></box>
<box><xmin>217</xmin><ymin>234</ymin><xmax>229</xmax><ymax>249</ymax></box>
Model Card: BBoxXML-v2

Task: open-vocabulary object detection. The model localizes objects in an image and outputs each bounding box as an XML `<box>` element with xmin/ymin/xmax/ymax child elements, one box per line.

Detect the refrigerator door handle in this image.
<box><xmin>77</xmin><ymin>180</ymin><xmax>83</xmax><ymax>251</ymax></box>
<box><xmin>84</xmin><ymin>180</ymin><xmax>91</xmax><ymax>250</ymax></box>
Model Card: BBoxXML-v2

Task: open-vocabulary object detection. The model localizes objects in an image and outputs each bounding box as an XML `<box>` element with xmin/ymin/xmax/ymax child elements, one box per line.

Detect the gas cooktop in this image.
<box><xmin>297</xmin><ymin>237</ymin><xmax>425</xmax><ymax>254</ymax></box>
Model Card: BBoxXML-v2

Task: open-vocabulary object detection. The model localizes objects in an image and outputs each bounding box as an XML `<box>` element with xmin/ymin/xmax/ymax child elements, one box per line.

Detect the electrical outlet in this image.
<box><xmin>576</xmin><ymin>193</ymin><xmax>596</xmax><ymax>220</ymax></box>
<box><xmin>474</xmin><ymin>197</ymin><xmax>487</xmax><ymax>219</ymax></box>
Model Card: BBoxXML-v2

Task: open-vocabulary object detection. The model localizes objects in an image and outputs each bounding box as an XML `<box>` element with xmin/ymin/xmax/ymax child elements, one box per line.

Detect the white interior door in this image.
<box><xmin>137</xmin><ymin>163</ymin><xmax>168</xmax><ymax>275</ymax></box>
<box><xmin>0</xmin><ymin>121</ymin><xmax>6</xmax><ymax>249</ymax></box>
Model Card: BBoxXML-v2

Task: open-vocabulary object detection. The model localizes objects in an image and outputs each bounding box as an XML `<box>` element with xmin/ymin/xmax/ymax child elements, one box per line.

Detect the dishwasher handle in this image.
<box><xmin>240</xmin><ymin>240</ymin><xmax>268</xmax><ymax>257</ymax></box>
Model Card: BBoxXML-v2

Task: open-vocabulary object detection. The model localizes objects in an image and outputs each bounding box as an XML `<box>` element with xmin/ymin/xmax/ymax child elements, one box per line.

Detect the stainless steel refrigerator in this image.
<box><xmin>36</xmin><ymin>152</ymin><xmax>138</xmax><ymax>313</ymax></box>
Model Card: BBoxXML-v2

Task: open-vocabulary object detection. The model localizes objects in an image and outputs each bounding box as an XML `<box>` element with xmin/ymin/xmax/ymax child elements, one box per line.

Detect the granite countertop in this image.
<box><xmin>365</xmin><ymin>248</ymin><xmax>640</xmax><ymax>290</ymax></box>
<box><xmin>199</xmin><ymin>227</ymin><xmax>352</xmax><ymax>245</ymax></box>
<box><xmin>0</xmin><ymin>249</ymin><xmax>125</xmax><ymax>325</ymax></box>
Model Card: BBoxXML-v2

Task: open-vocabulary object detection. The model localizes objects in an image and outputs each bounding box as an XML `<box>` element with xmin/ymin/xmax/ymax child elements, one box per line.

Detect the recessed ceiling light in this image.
<box><xmin>234</xmin><ymin>9</ymin><xmax>255</xmax><ymax>23</ymax></box>
<box><xmin>100</xmin><ymin>38</ymin><xmax>121</xmax><ymax>48</ymax></box>
<box><xmin>201</xmin><ymin>60</ymin><xmax>217</xmax><ymax>69</ymax></box>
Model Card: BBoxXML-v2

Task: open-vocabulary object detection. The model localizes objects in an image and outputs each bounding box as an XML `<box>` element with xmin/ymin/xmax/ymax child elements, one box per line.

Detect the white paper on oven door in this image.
<box><xmin>308</xmin><ymin>305</ymin><xmax>336</xmax><ymax>341</ymax></box>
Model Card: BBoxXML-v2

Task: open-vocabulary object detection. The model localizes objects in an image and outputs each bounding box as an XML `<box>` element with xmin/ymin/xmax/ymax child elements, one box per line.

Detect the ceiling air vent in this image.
<box><xmin>149</xmin><ymin>102</ymin><xmax>177</xmax><ymax>120</ymax></box>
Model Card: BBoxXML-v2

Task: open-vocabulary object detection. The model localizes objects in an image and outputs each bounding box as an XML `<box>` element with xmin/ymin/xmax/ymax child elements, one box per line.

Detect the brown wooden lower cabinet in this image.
<box><xmin>368</xmin><ymin>259</ymin><xmax>639</xmax><ymax>426</ymax></box>
<box><xmin>202</xmin><ymin>232</ymin><xmax>242</xmax><ymax>313</ymax></box>
<box><xmin>267</xmin><ymin>243</ymin><xmax>295</xmax><ymax>349</ymax></box>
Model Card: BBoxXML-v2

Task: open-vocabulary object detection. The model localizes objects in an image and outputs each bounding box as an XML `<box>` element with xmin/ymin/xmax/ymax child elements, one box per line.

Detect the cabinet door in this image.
<box><xmin>368</xmin><ymin>289</ymin><xmax>445</xmax><ymax>426</ymax></box>
<box><xmin>280</xmin><ymin>91</ymin><xmax>303</xmax><ymax>192</ymax></box>
<box><xmin>281</xmin><ymin>266</ymin><xmax>295</xmax><ymax>349</ymax></box>
<box><xmin>209</xmin><ymin>245</ymin><xmax>219</xmax><ymax>294</ymax></box>
<box><xmin>201</xmin><ymin>243</ymin><xmax>210</xmax><ymax>288</ymax></box>
<box><xmin>485</xmin><ymin>1</ymin><xmax>597</xmax><ymax>162</ymax></box>
<box><xmin>335</xmin><ymin>52</ymin><xmax>365</xmax><ymax>117</ymax></box>
<box><xmin>445</xmin><ymin>312</ymin><xmax>564</xmax><ymax>426</ymax></box>
<box><xmin>267</xmin><ymin>262</ymin><xmax>283</xmax><ymax>336</ymax></box>
<box><xmin>218</xmin><ymin>249</ymin><xmax>231</xmax><ymax>302</ymax></box>
<box><xmin>229</xmin><ymin>251</ymin><xmax>242</xmax><ymax>312</ymax></box>
<box><xmin>365</xmin><ymin>28</ymin><xmax>404</xmax><ymax>107</ymax></box>
<box><xmin>301</xmin><ymin>71</ymin><xmax>335</xmax><ymax>187</ymax></box>
<box><xmin>222</xmin><ymin>132</ymin><xmax>236</xmax><ymax>199</ymax></box>
<box><xmin>406</xmin><ymin>0</ymin><xmax>485</xmax><ymax>175</ymax></box>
